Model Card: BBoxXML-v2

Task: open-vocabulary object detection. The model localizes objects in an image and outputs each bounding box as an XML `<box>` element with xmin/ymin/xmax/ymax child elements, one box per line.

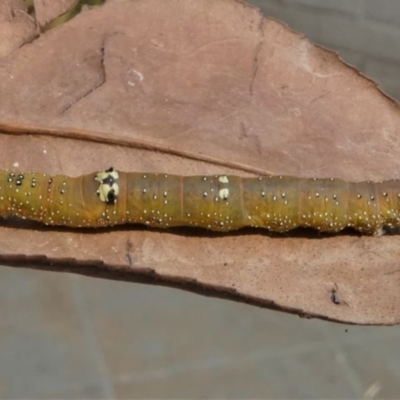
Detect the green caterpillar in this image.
<box><xmin>0</xmin><ymin>168</ymin><xmax>399</xmax><ymax>235</ymax></box>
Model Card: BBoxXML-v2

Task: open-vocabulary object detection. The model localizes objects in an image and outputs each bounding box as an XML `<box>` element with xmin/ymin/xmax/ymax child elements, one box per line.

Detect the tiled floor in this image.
<box><xmin>0</xmin><ymin>265</ymin><xmax>399</xmax><ymax>398</ymax></box>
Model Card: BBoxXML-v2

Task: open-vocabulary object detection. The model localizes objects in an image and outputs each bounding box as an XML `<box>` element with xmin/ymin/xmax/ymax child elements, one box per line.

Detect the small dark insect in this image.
<box><xmin>330</xmin><ymin>284</ymin><xmax>348</xmax><ymax>306</ymax></box>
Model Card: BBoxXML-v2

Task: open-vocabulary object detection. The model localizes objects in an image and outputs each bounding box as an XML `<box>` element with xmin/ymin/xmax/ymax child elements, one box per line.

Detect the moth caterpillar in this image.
<box><xmin>0</xmin><ymin>168</ymin><xmax>399</xmax><ymax>235</ymax></box>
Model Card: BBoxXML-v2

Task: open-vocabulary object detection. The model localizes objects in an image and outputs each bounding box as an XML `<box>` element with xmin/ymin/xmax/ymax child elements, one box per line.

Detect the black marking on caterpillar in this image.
<box><xmin>1</xmin><ymin>168</ymin><xmax>400</xmax><ymax>234</ymax></box>
<box><xmin>94</xmin><ymin>167</ymin><xmax>119</xmax><ymax>204</ymax></box>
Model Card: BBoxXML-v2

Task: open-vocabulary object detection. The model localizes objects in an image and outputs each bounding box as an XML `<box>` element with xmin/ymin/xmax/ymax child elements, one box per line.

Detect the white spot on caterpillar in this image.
<box><xmin>95</xmin><ymin>168</ymin><xmax>120</xmax><ymax>204</ymax></box>
<box><xmin>218</xmin><ymin>176</ymin><xmax>229</xmax><ymax>183</ymax></box>
<box><xmin>219</xmin><ymin>188</ymin><xmax>229</xmax><ymax>200</ymax></box>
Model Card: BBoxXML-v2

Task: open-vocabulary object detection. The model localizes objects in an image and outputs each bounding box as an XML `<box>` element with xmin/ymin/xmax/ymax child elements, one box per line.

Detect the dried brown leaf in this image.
<box><xmin>0</xmin><ymin>0</ymin><xmax>400</xmax><ymax>324</ymax></box>
<box><xmin>33</xmin><ymin>0</ymin><xmax>79</xmax><ymax>27</ymax></box>
<box><xmin>0</xmin><ymin>0</ymin><xmax>37</xmax><ymax>57</ymax></box>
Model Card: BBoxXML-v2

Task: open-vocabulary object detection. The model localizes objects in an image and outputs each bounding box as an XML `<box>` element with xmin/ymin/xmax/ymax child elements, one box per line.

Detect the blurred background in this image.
<box><xmin>254</xmin><ymin>0</ymin><xmax>400</xmax><ymax>101</ymax></box>
<box><xmin>1</xmin><ymin>0</ymin><xmax>400</xmax><ymax>398</ymax></box>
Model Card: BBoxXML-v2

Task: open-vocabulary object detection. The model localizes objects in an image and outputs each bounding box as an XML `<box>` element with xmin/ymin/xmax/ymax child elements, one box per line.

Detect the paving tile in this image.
<box><xmin>360</xmin><ymin>23</ymin><xmax>400</xmax><ymax>65</ymax></box>
<box><xmin>0</xmin><ymin>267</ymin><xmax>113</xmax><ymax>399</ymax></box>
<box><xmin>2</xmin><ymin>266</ymin><xmax>400</xmax><ymax>398</ymax></box>
<box><xmin>112</xmin><ymin>344</ymin><xmax>359</xmax><ymax>399</ymax></box>
<box><xmin>81</xmin><ymin>276</ymin><xmax>400</xmax><ymax>399</ymax></box>
<box><xmin>364</xmin><ymin>57</ymin><xmax>400</xmax><ymax>100</ymax></box>
<box><xmin>341</xmin><ymin>335</ymin><xmax>400</xmax><ymax>398</ymax></box>
<box><xmin>80</xmin><ymin>277</ymin><xmax>331</xmax><ymax>380</ymax></box>
<box><xmin>365</xmin><ymin>0</ymin><xmax>400</xmax><ymax>26</ymax></box>
<box><xmin>255</xmin><ymin>1</ymin><xmax>363</xmax><ymax>52</ymax></box>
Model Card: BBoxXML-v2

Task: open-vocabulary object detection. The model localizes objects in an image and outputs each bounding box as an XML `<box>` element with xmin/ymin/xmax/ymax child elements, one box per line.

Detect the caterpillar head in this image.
<box><xmin>95</xmin><ymin>168</ymin><xmax>120</xmax><ymax>204</ymax></box>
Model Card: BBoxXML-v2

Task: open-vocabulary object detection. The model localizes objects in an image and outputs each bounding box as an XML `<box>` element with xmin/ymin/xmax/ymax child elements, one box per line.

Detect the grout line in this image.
<box><xmin>69</xmin><ymin>275</ymin><xmax>115</xmax><ymax>399</ymax></box>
